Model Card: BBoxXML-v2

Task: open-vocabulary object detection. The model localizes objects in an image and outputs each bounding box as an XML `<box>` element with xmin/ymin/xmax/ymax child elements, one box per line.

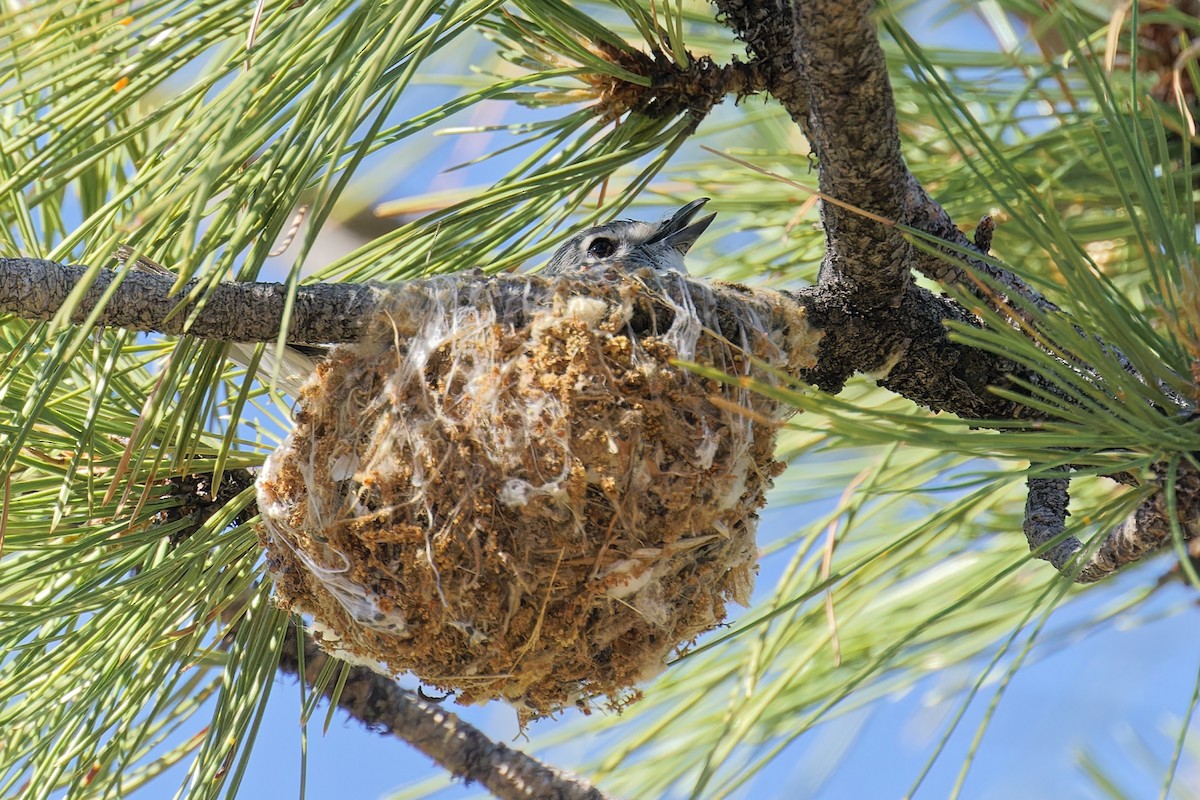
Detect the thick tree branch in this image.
<box><xmin>717</xmin><ymin>1</ymin><xmax>911</xmax><ymax>306</ymax></box>
<box><xmin>710</xmin><ymin>0</ymin><xmax>1199</xmax><ymax>582</ymax></box>
<box><xmin>0</xmin><ymin>257</ymin><xmax>379</xmax><ymax>344</ymax></box>
<box><xmin>713</xmin><ymin>0</ymin><xmax>1058</xmax><ymax>315</ymax></box>
<box><xmin>794</xmin><ymin>0</ymin><xmax>913</xmax><ymax>306</ymax></box>
<box><xmin>795</xmin><ymin>282</ymin><xmax>1018</xmax><ymax>417</ymax></box>
<box><xmin>0</xmin><ymin>259</ymin><xmax>1016</xmax><ymax>420</ymax></box>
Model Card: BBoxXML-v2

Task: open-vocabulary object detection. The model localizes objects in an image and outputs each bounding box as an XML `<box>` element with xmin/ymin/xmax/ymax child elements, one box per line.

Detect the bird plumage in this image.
<box><xmin>540</xmin><ymin>197</ymin><xmax>716</xmax><ymax>277</ymax></box>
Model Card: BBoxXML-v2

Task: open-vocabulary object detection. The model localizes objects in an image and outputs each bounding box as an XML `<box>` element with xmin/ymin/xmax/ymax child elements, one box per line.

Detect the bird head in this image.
<box><xmin>541</xmin><ymin>198</ymin><xmax>716</xmax><ymax>276</ymax></box>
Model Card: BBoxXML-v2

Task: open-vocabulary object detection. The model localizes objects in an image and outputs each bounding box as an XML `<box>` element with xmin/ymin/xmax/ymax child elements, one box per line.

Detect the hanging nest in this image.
<box><xmin>256</xmin><ymin>269</ymin><xmax>817</xmax><ymax>723</ymax></box>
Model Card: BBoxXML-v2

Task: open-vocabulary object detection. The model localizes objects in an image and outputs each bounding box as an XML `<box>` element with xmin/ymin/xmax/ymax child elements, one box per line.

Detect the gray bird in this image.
<box><xmin>123</xmin><ymin>199</ymin><xmax>717</xmax><ymax>396</ymax></box>
<box><xmin>540</xmin><ymin>197</ymin><xmax>716</xmax><ymax>277</ymax></box>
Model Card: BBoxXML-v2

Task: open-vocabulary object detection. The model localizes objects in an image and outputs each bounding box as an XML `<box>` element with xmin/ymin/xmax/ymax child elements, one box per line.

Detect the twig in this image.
<box><xmin>901</xmin><ymin>178</ymin><xmax>1061</xmax><ymax>316</ymax></box>
<box><xmin>1022</xmin><ymin>475</ymin><xmax>1083</xmax><ymax>573</ymax></box>
<box><xmin>277</xmin><ymin>627</ymin><xmax>613</xmax><ymax>800</ymax></box>
<box><xmin>1024</xmin><ymin>472</ymin><xmax>1200</xmax><ymax>584</ymax></box>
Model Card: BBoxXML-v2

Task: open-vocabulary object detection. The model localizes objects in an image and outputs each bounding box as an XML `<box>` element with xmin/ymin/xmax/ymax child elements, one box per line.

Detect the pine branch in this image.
<box><xmin>712</xmin><ymin>0</ymin><xmax>809</xmax><ymax>126</ymax></box>
<box><xmin>714</xmin><ymin>0</ymin><xmax>1058</xmax><ymax>314</ymax></box>
<box><xmin>22</xmin><ymin>255</ymin><xmax>1188</xmax><ymax>589</ymax></box>
<box><xmin>17</xmin><ymin>2</ymin><xmax>1198</xmax><ymax>797</ymax></box>
<box><xmin>712</xmin><ymin>0</ymin><xmax>1196</xmax><ymax>581</ymax></box>
<box><xmin>0</xmin><ymin>258</ymin><xmax>1017</xmax><ymax>419</ymax></box>
<box><xmin>277</xmin><ymin>628</ymin><xmax>611</xmax><ymax>800</ymax></box>
<box><xmin>1</xmin><ymin>4</ymin><xmax>1186</xmax><ymax>605</ymax></box>
<box><xmin>1026</xmin><ymin>472</ymin><xmax>1200</xmax><ymax>584</ymax></box>
<box><xmin>0</xmin><ymin>258</ymin><xmax>378</xmax><ymax>344</ymax></box>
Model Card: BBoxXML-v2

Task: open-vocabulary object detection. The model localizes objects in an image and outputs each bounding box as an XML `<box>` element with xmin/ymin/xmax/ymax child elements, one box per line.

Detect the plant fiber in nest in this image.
<box><xmin>256</xmin><ymin>269</ymin><xmax>815</xmax><ymax>722</ymax></box>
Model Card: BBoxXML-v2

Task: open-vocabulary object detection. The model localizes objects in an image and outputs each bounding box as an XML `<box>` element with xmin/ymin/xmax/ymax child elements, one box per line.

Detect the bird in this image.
<box><xmin>119</xmin><ymin>199</ymin><xmax>717</xmax><ymax>395</ymax></box>
<box><xmin>539</xmin><ymin>197</ymin><xmax>716</xmax><ymax>277</ymax></box>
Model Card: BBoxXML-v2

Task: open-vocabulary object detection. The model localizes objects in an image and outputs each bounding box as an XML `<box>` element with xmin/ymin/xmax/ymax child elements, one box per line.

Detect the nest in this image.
<box><xmin>256</xmin><ymin>269</ymin><xmax>817</xmax><ymax>723</ymax></box>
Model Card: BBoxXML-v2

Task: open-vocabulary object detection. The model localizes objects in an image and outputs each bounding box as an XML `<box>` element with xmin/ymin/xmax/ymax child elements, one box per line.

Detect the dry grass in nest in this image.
<box><xmin>257</xmin><ymin>269</ymin><xmax>816</xmax><ymax>724</ymax></box>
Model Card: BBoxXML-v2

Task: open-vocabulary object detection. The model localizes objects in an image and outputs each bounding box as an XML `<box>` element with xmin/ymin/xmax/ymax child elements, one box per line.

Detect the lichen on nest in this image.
<box><xmin>256</xmin><ymin>268</ymin><xmax>816</xmax><ymax>724</ymax></box>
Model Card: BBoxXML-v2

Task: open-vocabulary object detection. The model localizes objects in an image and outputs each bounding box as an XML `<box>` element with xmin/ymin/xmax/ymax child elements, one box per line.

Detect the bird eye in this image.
<box><xmin>586</xmin><ymin>237</ymin><xmax>616</xmax><ymax>259</ymax></box>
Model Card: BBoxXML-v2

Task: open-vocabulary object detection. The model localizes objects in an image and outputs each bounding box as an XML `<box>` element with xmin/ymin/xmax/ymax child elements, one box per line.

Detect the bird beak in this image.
<box><xmin>647</xmin><ymin>198</ymin><xmax>717</xmax><ymax>255</ymax></box>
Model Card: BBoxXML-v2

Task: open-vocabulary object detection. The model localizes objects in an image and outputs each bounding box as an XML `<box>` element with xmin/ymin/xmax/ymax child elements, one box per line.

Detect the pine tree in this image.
<box><xmin>0</xmin><ymin>1</ymin><xmax>1197</xmax><ymax>798</ymax></box>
